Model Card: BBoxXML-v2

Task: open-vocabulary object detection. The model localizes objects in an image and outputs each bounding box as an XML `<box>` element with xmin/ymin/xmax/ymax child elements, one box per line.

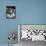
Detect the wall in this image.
<box><xmin>0</xmin><ymin>0</ymin><xmax>17</xmax><ymax>44</ymax></box>
<box><xmin>0</xmin><ymin>0</ymin><xmax>46</xmax><ymax>44</ymax></box>
<box><xmin>16</xmin><ymin>0</ymin><xmax>46</xmax><ymax>24</ymax></box>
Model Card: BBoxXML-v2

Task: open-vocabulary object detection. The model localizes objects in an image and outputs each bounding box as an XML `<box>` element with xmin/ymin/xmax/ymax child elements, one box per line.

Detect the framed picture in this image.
<box><xmin>6</xmin><ymin>6</ymin><xmax>16</xmax><ymax>19</ymax></box>
<box><xmin>18</xmin><ymin>24</ymin><xmax>46</xmax><ymax>41</ymax></box>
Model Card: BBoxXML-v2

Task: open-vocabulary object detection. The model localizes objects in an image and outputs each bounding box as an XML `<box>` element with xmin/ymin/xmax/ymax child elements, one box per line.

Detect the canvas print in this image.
<box><xmin>18</xmin><ymin>25</ymin><xmax>46</xmax><ymax>41</ymax></box>
<box><xmin>6</xmin><ymin>6</ymin><xmax>16</xmax><ymax>19</ymax></box>
<box><xmin>18</xmin><ymin>25</ymin><xmax>46</xmax><ymax>46</ymax></box>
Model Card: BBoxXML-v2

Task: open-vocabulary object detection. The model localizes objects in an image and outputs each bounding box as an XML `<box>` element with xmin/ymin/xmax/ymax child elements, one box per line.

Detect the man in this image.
<box><xmin>6</xmin><ymin>6</ymin><xmax>16</xmax><ymax>19</ymax></box>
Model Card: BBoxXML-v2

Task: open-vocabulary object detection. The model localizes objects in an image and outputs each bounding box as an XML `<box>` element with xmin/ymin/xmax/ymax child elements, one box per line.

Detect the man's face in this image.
<box><xmin>9</xmin><ymin>8</ymin><xmax>13</xmax><ymax>14</ymax></box>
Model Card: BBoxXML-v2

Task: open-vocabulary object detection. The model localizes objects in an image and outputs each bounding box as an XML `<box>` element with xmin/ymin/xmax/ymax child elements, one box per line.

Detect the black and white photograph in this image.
<box><xmin>6</xmin><ymin>6</ymin><xmax>16</xmax><ymax>19</ymax></box>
